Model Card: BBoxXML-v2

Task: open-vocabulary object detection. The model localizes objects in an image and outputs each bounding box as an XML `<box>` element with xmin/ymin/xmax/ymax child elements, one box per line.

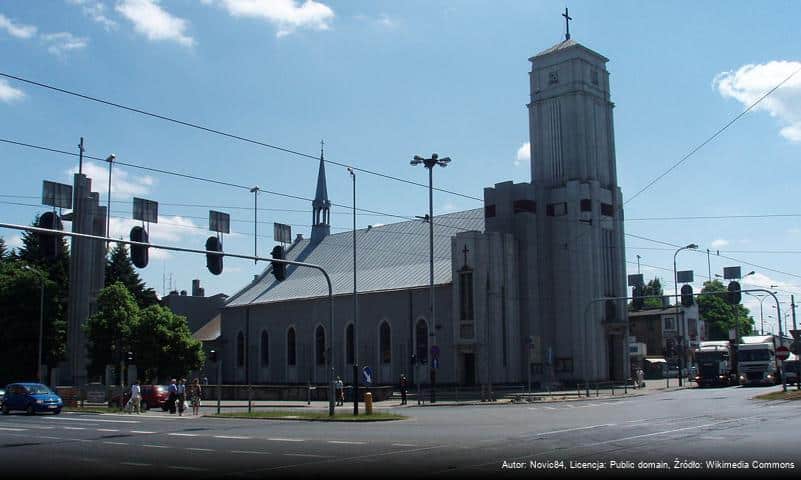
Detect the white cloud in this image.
<box><xmin>67</xmin><ymin>0</ymin><xmax>118</xmax><ymax>30</ymax></box>
<box><xmin>354</xmin><ymin>13</ymin><xmax>397</xmax><ymax>29</ymax></box>
<box><xmin>6</xmin><ymin>234</ymin><xmax>23</xmax><ymax>250</ymax></box>
<box><xmin>108</xmin><ymin>215</ymin><xmax>204</xmax><ymax>247</ymax></box>
<box><xmin>212</xmin><ymin>0</ymin><xmax>334</xmax><ymax>37</ymax></box>
<box><xmin>714</xmin><ymin>61</ymin><xmax>801</xmax><ymax>143</ymax></box>
<box><xmin>710</xmin><ymin>239</ymin><xmax>729</xmax><ymax>249</ymax></box>
<box><xmin>0</xmin><ymin>79</ymin><xmax>25</xmax><ymax>103</ymax></box>
<box><xmin>515</xmin><ymin>142</ymin><xmax>530</xmax><ymax>166</ymax></box>
<box><xmin>115</xmin><ymin>0</ymin><xmax>194</xmax><ymax>46</ymax></box>
<box><xmin>42</xmin><ymin>32</ymin><xmax>89</xmax><ymax>56</ymax></box>
<box><xmin>67</xmin><ymin>162</ymin><xmax>155</xmax><ymax>199</ymax></box>
<box><xmin>0</xmin><ymin>13</ymin><xmax>37</xmax><ymax>39</ymax></box>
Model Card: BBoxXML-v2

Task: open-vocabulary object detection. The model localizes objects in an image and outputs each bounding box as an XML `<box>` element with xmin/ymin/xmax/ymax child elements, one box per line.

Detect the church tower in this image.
<box><xmin>311</xmin><ymin>143</ymin><xmax>331</xmax><ymax>243</ymax></box>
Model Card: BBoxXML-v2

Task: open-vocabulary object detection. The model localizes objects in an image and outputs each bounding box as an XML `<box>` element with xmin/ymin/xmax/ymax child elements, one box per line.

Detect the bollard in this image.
<box><xmin>595</xmin><ymin>385</ymin><xmax>599</xmax><ymax>397</ymax></box>
<box><xmin>364</xmin><ymin>392</ymin><xmax>373</xmax><ymax>415</ymax></box>
<box><xmin>612</xmin><ymin>384</ymin><xmax>615</xmax><ymax>396</ymax></box>
<box><xmin>624</xmin><ymin>380</ymin><xmax>628</xmax><ymax>395</ymax></box>
<box><xmin>577</xmin><ymin>384</ymin><xmax>581</xmax><ymax>398</ymax></box>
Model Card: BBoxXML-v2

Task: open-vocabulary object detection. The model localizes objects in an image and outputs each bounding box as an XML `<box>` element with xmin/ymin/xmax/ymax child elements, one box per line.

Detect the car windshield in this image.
<box><xmin>738</xmin><ymin>349</ymin><xmax>771</xmax><ymax>362</ymax></box>
<box><xmin>26</xmin><ymin>385</ymin><xmax>53</xmax><ymax>395</ymax></box>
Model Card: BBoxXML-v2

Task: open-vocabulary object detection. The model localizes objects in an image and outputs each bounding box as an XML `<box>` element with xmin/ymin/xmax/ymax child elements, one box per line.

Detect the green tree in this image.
<box><xmin>133</xmin><ymin>305</ymin><xmax>204</xmax><ymax>382</ymax></box>
<box><xmin>84</xmin><ymin>282</ymin><xmax>140</xmax><ymax>378</ymax></box>
<box><xmin>0</xmin><ymin>237</ymin><xmax>8</xmax><ymax>262</ymax></box>
<box><xmin>642</xmin><ymin>277</ymin><xmax>665</xmax><ymax>309</ymax></box>
<box><xmin>0</xmin><ymin>261</ymin><xmax>66</xmax><ymax>384</ymax></box>
<box><xmin>698</xmin><ymin>280</ymin><xmax>754</xmax><ymax>340</ymax></box>
<box><xmin>105</xmin><ymin>243</ymin><xmax>158</xmax><ymax>308</ymax></box>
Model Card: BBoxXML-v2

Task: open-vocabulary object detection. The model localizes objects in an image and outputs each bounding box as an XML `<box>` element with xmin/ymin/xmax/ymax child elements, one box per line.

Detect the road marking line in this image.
<box><xmin>214</xmin><ymin>435</ymin><xmax>252</xmax><ymax>440</ymax></box>
<box><xmin>103</xmin><ymin>441</ymin><xmax>128</xmax><ymax>445</ymax></box>
<box><xmin>142</xmin><ymin>444</ymin><xmax>168</xmax><ymax>449</ymax></box>
<box><xmin>46</xmin><ymin>417</ymin><xmax>138</xmax><ymax>424</ymax></box>
<box><xmin>97</xmin><ymin>428</ymin><xmax>119</xmax><ymax>432</ymax></box>
<box><xmin>186</xmin><ymin>447</ymin><xmax>214</xmax><ymax>452</ymax></box>
<box><xmin>624</xmin><ymin>419</ymin><xmax>649</xmax><ymax>423</ymax></box>
<box><xmin>391</xmin><ymin>443</ymin><xmax>416</xmax><ymax>447</ymax></box>
<box><xmin>534</xmin><ymin>424</ymin><xmax>615</xmax><ymax>436</ymax></box>
<box><xmin>0</xmin><ymin>427</ymin><xmax>27</xmax><ymax>431</ymax></box>
<box><xmin>586</xmin><ymin>419</ymin><xmax>739</xmax><ymax>446</ymax></box>
<box><xmin>63</xmin><ymin>427</ymin><xmax>86</xmax><ymax>430</ymax></box>
<box><xmin>543</xmin><ymin>406</ymin><xmax>557</xmax><ymax>410</ymax></box>
<box><xmin>231</xmin><ymin>450</ymin><xmax>270</xmax><ymax>455</ymax></box>
<box><xmin>120</xmin><ymin>462</ymin><xmax>151</xmax><ymax>467</ymax></box>
<box><xmin>169</xmin><ymin>466</ymin><xmax>208</xmax><ymax>472</ymax></box>
<box><xmin>130</xmin><ymin>431</ymin><xmax>156</xmax><ymax>434</ymax></box>
<box><xmin>268</xmin><ymin>437</ymin><xmax>304</xmax><ymax>442</ymax></box>
<box><xmin>283</xmin><ymin>453</ymin><xmax>331</xmax><ymax>458</ymax></box>
<box><xmin>327</xmin><ymin>440</ymin><xmax>365</xmax><ymax>445</ymax></box>
<box><xmin>168</xmin><ymin>433</ymin><xmax>198</xmax><ymax>437</ymax></box>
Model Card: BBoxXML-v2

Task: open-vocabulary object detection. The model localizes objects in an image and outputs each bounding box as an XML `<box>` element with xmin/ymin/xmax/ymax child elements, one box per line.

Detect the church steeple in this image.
<box><xmin>311</xmin><ymin>140</ymin><xmax>331</xmax><ymax>242</ymax></box>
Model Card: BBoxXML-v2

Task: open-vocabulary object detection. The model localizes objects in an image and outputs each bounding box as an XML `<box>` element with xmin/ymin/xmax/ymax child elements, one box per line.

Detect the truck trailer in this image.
<box><xmin>694</xmin><ymin>341</ymin><xmax>736</xmax><ymax>387</ymax></box>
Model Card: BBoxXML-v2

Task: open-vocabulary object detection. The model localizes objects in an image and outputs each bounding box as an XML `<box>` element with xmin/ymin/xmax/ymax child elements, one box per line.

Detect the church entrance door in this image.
<box><xmin>462</xmin><ymin>353</ymin><xmax>476</xmax><ymax>386</ymax></box>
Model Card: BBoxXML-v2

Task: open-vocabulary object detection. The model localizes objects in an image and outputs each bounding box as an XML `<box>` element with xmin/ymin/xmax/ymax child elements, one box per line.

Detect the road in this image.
<box><xmin>0</xmin><ymin>385</ymin><xmax>798</xmax><ymax>478</ymax></box>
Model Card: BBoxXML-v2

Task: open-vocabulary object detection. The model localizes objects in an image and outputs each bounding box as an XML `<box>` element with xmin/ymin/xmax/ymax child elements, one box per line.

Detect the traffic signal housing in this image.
<box><xmin>130</xmin><ymin>226</ymin><xmax>150</xmax><ymax>268</ymax></box>
<box><xmin>38</xmin><ymin>211</ymin><xmax>63</xmax><ymax>260</ymax></box>
<box><xmin>206</xmin><ymin>236</ymin><xmax>223</xmax><ymax>275</ymax></box>
<box><xmin>727</xmin><ymin>281</ymin><xmax>741</xmax><ymax>305</ymax></box>
<box><xmin>632</xmin><ymin>285</ymin><xmax>644</xmax><ymax>310</ymax></box>
<box><xmin>680</xmin><ymin>284</ymin><xmax>694</xmax><ymax>307</ymax></box>
<box><xmin>271</xmin><ymin>245</ymin><xmax>286</xmax><ymax>281</ymax></box>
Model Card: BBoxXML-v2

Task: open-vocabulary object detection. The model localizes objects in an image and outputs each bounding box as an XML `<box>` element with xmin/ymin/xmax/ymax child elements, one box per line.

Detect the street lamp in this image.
<box><xmin>745</xmin><ymin>291</ymin><xmax>774</xmax><ymax>335</ymax></box>
<box><xmin>673</xmin><ymin>243</ymin><xmax>697</xmax><ymax>387</ymax></box>
<box><xmin>410</xmin><ymin>153</ymin><xmax>451</xmax><ymax>403</ymax></box>
<box><xmin>22</xmin><ymin>264</ymin><xmax>45</xmax><ymax>384</ymax></box>
<box><xmin>347</xmin><ymin>167</ymin><xmax>358</xmax><ymax>416</ymax></box>
<box><xmin>105</xmin><ymin>154</ymin><xmax>116</xmax><ymax>249</ymax></box>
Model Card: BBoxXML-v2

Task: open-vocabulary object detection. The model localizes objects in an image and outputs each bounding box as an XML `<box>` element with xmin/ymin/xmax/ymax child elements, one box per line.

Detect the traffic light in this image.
<box><xmin>727</xmin><ymin>281</ymin><xmax>741</xmax><ymax>305</ymax></box>
<box><xmin>605</xmin><ymin>299</ymin><xmax>617</xmax><ymax>322</ymax></box>
<box><xmin>271</xmin><ymin>245</ymin><xmax>286</xmax><ymax>281</ymax></box>
<box><xmin>38</xmin><ymin>211</ymin><xmax>63</xmax><ymax>260</ymax></box>
<box><xmin>410</xmin><ymin>353</ymin><xmax>417</xmax><ymax>365</ymax></box>
<box><xmin>130</xmin><ymin>226</ymin><xmax>149</xmax><ymax>268</ymax></box>
<box><xmin>127</xmin><ymin>351</ymin><xmax>134</xmax><ymax>363</ymax></box>
<box><xmin>632</xmin><ymin>285</ymin><xmax>644</xmax><ymax>310</ymax></box>
<box><xmin>680</xmin><ymin>284</ymin><xmax>694</xmax><ymax>307</ymax></box>
<box><xmin>205</xmin><ymin>236</ymin><xmax>223</xmax><ymax>275</ymax></box>
<box><xmin>209</xmin><ymin>349</ymin><xmax>217</xmax><ymax>363</ymax></box>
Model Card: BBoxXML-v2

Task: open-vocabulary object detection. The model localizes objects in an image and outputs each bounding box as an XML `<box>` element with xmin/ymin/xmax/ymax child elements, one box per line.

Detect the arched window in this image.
<box><xmin>260</xmin><ymin>331</ymin><xmax>269</xmax><ymax>367</ymax></box>
<box><xmin>415</xmin><ymin>319</ymin><xmax>428</xmax><ymax>364</ymax></box>
<box><xmin>287</xmin><ymin>328</ymin><xmax>296</xmax><ymax>366</ymax></box>
<box><xmin>380</xmin><ymin>322</ymin><xmax>391</xmax><ymax>364</ymax></box>
<box><xmin>236</xmin><ymin>331</ymin><xmax>245</xmax><ymax>367</ymax></box>
<box><xmin>316</xmin><ymin>325</ymin><xmax>326</xmax><ymax>366</ymax></box>
<box><xmin>346</xmin><ymin>324</ymin><xmax>355</xmax><ymax>365</ymax></box>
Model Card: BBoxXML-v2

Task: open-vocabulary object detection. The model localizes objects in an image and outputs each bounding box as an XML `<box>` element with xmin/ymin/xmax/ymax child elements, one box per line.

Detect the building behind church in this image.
<box><xmin>219</xmin><ymin>33</ymin><xmax>628</xmax><ymax>388</ymax></box>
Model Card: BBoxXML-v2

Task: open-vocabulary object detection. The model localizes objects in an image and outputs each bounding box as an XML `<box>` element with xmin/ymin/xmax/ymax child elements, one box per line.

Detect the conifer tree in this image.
<box><xmin>105</xmin><ymin>242</ymin><xmax>158</xmax><ymax>308</ymax></box>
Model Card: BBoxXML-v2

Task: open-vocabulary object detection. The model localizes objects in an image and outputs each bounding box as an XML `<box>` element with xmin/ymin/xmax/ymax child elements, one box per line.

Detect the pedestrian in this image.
<box><xmin>167</xmin><ymin>378</ymin><xmax>178</xmax><ymax>414</ymax></box>
<box><xmin>127</xmin><ymin>379</ymin><xmax>142</xmax><ymax>414</ymax></box>
<box><xmin>177</xmin><ymin>378</ymin><xmax>187</xmax><ymax>416</ymax></box>
<box><xmin>400</xmin><ymin>374</ymin><xmax>408</xmax><ymax>405</ymax></box>
<box><xmin>335</xmin><ymin>376</ymin><xmax>344</xmax><ymax>406</ymax></box>
<box><xmin>189</xmin><ymin>378</ymin><xmax>202</xmax><ymax>416</ymax></box>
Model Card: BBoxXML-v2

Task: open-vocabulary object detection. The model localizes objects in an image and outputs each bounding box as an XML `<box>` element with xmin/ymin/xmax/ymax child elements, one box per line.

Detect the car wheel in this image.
<box><xmin>53</xmin><ymin>409</ymin><xmax>61</xmax><ymax>415</ymax></box>
<box><xmin>140</xmin><ymin>400</ymin><xmax>148</xmax><ymax>411</ymax></box>
<box><xmin>26</xmin><ymin>404</ymin><xmax>35</xmax><ymax>416</ymax></box>
<box><xmin>2</xmin><ymin>404</ymin><xmax>9</xmax><ymax>415</ymax></box>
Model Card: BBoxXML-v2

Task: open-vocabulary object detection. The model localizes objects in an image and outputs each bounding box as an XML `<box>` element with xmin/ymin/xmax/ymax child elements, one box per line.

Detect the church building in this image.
<box><xmin>220</xmin><ymin>31</ymin><xmax>628</xmax><ymax>388</ymax></box>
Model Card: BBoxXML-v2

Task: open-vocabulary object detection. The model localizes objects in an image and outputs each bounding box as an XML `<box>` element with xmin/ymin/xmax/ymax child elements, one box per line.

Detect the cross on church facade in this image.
<box><xmin>462</xmin><ymin>244</ymin><xmax>470</xmax><ymax>269</ymax></box>
<box><xmin>562</xmin><ymin>7</ymin><xmax>572</xmax><ymax>41</ymax></box>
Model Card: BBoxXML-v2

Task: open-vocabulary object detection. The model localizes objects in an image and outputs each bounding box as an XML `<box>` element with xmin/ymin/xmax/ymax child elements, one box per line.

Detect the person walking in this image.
<box><xmin>177</xmin><ymin>378</ymin><xmax>187</xmax><ymax>416</ymax></box>
<box><xmin>189</xmin><ymin>378</ymin><xmax>202</xmax><ymax>416</ymax></box>
<box><xmin>167</xmin><ymin>378</ymin><xmax>178</xmax><ymax>414</ymax></box>
<box><xmin>127</xmin><ymin>379</ymin><xmax>142</xmax><ymax>414</ymax></box>
<box><xmin>400</xmin><ymin>374</ymin><xmax>408</xmax><ymax>405</ymax></box>
<box><xmin>335</xmin><ymin>376</ymin><xmax>344</xmax><ymax>406</ymax></box>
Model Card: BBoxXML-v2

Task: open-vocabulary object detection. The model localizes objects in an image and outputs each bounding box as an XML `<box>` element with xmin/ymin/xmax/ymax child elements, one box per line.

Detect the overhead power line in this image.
<box><xmin>625</xmin><ymin>63</ymin><xmax>801</xmax><ymax>205</ymax></box>
<box><xmin>0</xmin><ymin>71</ymin><xmax>482</xmax><ymax>202</ymax></box>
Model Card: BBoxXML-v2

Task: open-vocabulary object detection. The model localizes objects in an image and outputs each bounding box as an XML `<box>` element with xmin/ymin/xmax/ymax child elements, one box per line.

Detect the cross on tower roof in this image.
<box><xmin>462</xmin><ymin>244</ymin><xmax>470</xmax><ymax>268</ymax></box>
<box><xmin>562</xmin><ymin>7</ymin><xmax>572</xmax><ymax>41</ymax></box>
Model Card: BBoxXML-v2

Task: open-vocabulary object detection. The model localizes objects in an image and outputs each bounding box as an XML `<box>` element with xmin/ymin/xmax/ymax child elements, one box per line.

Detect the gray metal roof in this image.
<box><xmin>532</xmin><ymin>38</ymin><xmax>609</xmax><ymax>62</ymax></box>
<box><xmin>225</xmin><ymin>208</ymin><xmax>484</xmax><ymax>307</ymax></box>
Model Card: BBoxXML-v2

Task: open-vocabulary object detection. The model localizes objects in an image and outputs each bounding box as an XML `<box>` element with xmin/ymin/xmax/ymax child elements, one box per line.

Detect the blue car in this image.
<box><xmin>2</xmin><ymin>383</ymin><xmax>63</xmax><ymax>415</ymax></box>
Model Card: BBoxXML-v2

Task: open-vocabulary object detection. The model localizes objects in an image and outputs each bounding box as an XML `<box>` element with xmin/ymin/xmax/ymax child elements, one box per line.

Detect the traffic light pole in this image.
<box><xmin>0</xmin><ymin>222</ymin><xmax>339</xmax><ymax>416</ymax></box>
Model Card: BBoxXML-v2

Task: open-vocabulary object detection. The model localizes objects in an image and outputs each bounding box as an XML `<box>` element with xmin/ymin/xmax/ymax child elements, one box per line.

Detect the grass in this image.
<box><xmin>752</xmin><ymin>389</ymin><xmax>801</xmax><ymax>401</ymax></box>
<box><xmin>208</xmin><ymin>410</ymin><xmax>407</xmax><ymax>422</ymax></box>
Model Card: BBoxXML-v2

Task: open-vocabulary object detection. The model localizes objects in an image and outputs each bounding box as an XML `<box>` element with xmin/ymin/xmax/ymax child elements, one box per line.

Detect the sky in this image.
<box><xmin>1</xmin><ymin>0</ymin><xmax>800</xmax><ymax>335</ymax></box>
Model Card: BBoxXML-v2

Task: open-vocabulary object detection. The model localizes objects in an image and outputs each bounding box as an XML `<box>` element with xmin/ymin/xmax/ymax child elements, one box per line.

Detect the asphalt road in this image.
<box><xmin>1</xmin><ymin>385</ymin><xmax>798</xmax><ymax>478</ymax></box>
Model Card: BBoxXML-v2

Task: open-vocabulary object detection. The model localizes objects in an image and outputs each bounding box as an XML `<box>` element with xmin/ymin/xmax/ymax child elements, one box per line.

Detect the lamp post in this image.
<box><xmin>105</xmin><ymin>154</ymin><xmax>115</xmax><ymax>249</ymax></box>
<box><xmin>410</xmin><ymin>153</ymin><xmax>451</xmax><ymax>403</ymax></box>
<box><xmin>348</xmin><ymin>167</ymin><xmax>358</xmax><ymax>416</ymax></box>
<box><xmin>23</xmin><ymin>265</ymin><xmax>45</xmax><ymax>384</ymax></box>
<box><xmin>673</xmin><ymin>243</ymin><xmax>697</xmax><ymax>387</ymax></box>
<box><xmin>745</xmin><ymin>292</ymin><xmax>771</xmax><ymax>335</ymax></box>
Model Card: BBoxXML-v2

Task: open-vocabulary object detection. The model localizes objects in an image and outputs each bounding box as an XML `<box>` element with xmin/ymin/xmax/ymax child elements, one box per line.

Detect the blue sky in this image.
<box><xmin>1</xmin><ymin>1</ymin><xmax>800</xmax><ymax>333</ymax></box>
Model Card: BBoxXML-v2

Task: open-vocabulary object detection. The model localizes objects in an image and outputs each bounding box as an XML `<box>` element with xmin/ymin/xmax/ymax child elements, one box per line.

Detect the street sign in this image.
<box><xmin>209</xmin><ymin>210</ymin><xmax>230</xmax><ymax>234</ymax></box>
<box><xmin>676</xmin><ymin>270</ymin><xmax>694</xmax><ymax>284</ymax></box>
<box><xmin>42</xmin><ymin>180</ymin><xmax>73</xmax><ymax>209</ymax></box>
<box><xmin>133</xmin><ymin>197</ymin><xmax>158</xmax><ymax>223</ymax></box>
<box><xmin>776</xmin><ymin>346</ymin><xmax>790</xmax><ymax>361</ymax></box>
<box><xmin>362</xmin><ymin>366</ymin><xmax>373</xmax><ymax>385</ymax></box>
<box><xmin>723</xmin><ymin>266</ymin><xmax>742</xmax><ymax>280</ymax></box>
<box><xmin>431</xmin><ymin>345</ymin><xmax>440</xmax><ymax>358</ymax></box>
<box><xmin>627</xmin><ymin>274</ymin><xmax>644</xmax><ymax>287</ymax></box>
<box><xmin>432</xmin><ymin>357</ymin><xmax>439</xmax><ymax>369</ymax></box>
<box><xmin>274</xmin><ymin>222</ymin><xmax>291</xmax><ymax>244</ymax></box>
<box><xmin>791</xmin><ymin>341</ymin><xmax>801</xmax><ymax>355</ymax></box>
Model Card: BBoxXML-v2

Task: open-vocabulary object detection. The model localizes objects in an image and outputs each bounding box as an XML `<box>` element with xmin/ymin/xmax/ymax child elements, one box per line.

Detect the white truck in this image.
<box><xmin>694</xmin><ymin>341</ymin><xmax>735</xmax><ymax>387</ymax></box>
<box><xmin>737</xmin><ymin>335</ymin><xmax>784</xmax><ymax>386</ymax></box>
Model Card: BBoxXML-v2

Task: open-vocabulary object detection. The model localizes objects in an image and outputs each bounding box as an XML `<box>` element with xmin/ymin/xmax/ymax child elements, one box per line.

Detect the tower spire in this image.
<box><xmin>311</xmin><ymin>139</ymin><xmax>331</xmax><ymax>242</ymax></box>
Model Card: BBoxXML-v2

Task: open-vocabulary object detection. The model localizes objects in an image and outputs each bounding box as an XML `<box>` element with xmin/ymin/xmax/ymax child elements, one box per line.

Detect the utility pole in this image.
<box><xmin>348</xmin><ymin>167</ymin><xmax>358</xmax><ymax>416</ymax></box>
<box><xmin>250</xmin><ymin>187</ymin><xmax>259</xmax><ymax>264</ymax></box>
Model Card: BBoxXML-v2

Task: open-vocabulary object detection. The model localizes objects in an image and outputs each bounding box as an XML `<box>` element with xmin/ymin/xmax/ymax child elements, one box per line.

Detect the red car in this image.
<box><xmin>109</xmin><ymin>385</ymin><xmax>170</xmax><ymax>411</ymax></box>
